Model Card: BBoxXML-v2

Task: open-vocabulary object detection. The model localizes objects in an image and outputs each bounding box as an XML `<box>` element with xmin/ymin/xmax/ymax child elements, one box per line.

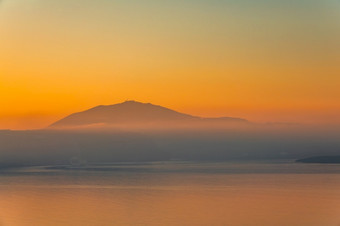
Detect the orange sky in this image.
<box><xmin>0</xmin><ymin>0</ymin><xmax>340</xmax><ymax>129</ymax></box>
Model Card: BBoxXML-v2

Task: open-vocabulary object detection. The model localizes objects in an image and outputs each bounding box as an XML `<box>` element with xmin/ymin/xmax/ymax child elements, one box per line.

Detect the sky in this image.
<box><xmin>0</xmin><ymin>0</ymin><xmax>339</xmax><ymax>129</ymax></box>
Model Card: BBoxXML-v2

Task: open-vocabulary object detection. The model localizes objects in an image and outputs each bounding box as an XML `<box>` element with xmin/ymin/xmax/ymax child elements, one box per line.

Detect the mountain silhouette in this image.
<box><xmin>49</xmin><ymin>101</ymin><xmax>248</xmax><ymax>128</ymax></box>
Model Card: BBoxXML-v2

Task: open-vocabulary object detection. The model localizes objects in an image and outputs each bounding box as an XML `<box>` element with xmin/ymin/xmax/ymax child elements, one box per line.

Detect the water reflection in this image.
<box><xmin>0</xmin><ymin>162</ymin><xmax>340</xmax><ymax>226</ymax></box>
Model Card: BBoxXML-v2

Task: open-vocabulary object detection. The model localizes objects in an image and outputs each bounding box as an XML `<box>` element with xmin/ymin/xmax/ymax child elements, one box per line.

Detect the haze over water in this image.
<box><xmin>1</xmin><ymin>161</ymin><xmax>340</xmax><ymax>226</ymax></box>
<box><xmin>1</xmin><ymin>0</ymin><xmax>340</xmax><ymax>225</ymax></box>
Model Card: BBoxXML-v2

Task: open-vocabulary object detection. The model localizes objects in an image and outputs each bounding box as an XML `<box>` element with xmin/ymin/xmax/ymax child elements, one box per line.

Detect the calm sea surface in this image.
<box><xmin>0</xmin><ymin>161</ymin><xmax>340</xmax><ymax>226</ymax></box>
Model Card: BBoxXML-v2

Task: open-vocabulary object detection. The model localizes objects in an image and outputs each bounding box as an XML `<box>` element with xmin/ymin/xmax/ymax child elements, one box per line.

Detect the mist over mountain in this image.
<box><xmin>49</xmin><ymin>101</ymin><xmax>248</xmax><ymax>129</ymax></box>
<box><xmin>0</xmin><ymin>101</ymin><xmax>339</xmax><ymax>168</ymax></box>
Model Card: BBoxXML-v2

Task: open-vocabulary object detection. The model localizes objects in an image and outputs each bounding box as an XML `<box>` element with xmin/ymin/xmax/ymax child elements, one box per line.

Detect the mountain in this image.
<box><xmin>49</xmin><ymin>100</ymin><xmax>248</xmax><ymax>129</ymax></box>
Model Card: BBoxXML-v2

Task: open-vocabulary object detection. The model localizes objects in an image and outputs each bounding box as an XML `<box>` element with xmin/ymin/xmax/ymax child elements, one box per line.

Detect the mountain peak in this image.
<box><xmin>93</xmin><ymin>100</ymin><xmax>152</xmax><ymax>108</ymax></box>
<box><xmin>121</xmin><ymin>100</ymin><xmax>143</xmax><ymax>104</ymax></box>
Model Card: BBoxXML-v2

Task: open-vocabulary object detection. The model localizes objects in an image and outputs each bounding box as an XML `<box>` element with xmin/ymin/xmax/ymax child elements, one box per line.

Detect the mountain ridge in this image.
<box><xmin>49</xmin><ymin>101</ymin><xmax>248</xmax><ymax>128</ymax></box>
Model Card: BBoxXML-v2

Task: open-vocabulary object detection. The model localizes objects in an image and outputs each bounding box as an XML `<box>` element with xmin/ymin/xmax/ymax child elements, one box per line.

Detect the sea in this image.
<box><xmin>0</xmin><ymin>161</ymin><xmax>340</xmax><ymax>226</ymax></box>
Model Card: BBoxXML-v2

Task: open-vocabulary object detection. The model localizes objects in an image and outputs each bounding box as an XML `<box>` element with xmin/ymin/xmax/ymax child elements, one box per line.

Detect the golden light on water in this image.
<box><xmin>0</xmin><ymin>173</ymin><xmax>340</xmax><ymax>226</ymax></box>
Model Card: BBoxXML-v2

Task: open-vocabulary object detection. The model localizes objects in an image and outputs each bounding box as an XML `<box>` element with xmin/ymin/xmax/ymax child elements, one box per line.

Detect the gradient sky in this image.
<box><xmin>0</xmin><ymin>0</ymin><xmax>340</xmax><ymax>129</ymax></box>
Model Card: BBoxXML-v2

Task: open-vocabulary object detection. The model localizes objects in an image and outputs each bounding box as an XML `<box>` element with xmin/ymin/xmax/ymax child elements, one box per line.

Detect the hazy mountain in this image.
<box><xmin>0</xmin><ymin>103</ymin><xmax>339</xmax><ymax>167</ymax></box>
<box><xmin>49</xmin><ymin>101</ymin><xmax>248</xmax><ymax>129</ymax></box>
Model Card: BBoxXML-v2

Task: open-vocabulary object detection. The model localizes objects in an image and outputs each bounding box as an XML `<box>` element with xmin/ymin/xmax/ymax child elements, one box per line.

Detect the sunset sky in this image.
<box><xmin>0</xmin><ymin>0</ymin><xmax>339</xmax><ymax>129</ymax></box>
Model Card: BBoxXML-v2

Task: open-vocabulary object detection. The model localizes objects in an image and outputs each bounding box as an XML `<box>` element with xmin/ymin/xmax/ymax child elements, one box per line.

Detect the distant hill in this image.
<box><xmin>49</xmin><ymin>101</ymin><xmax>248</xmax><ymax>129</ymax></box>
<box><xmin>296</xmin><ymin>156</ymin><xmax>340</xmax><ymax>164</ymax></box>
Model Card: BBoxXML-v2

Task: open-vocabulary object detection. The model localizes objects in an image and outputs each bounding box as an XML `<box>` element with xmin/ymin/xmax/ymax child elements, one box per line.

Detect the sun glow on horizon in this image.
<box><xmin>1</xmin><ymin>0</ymin><xmax>340</xmax><ymax>129</ymax></box>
